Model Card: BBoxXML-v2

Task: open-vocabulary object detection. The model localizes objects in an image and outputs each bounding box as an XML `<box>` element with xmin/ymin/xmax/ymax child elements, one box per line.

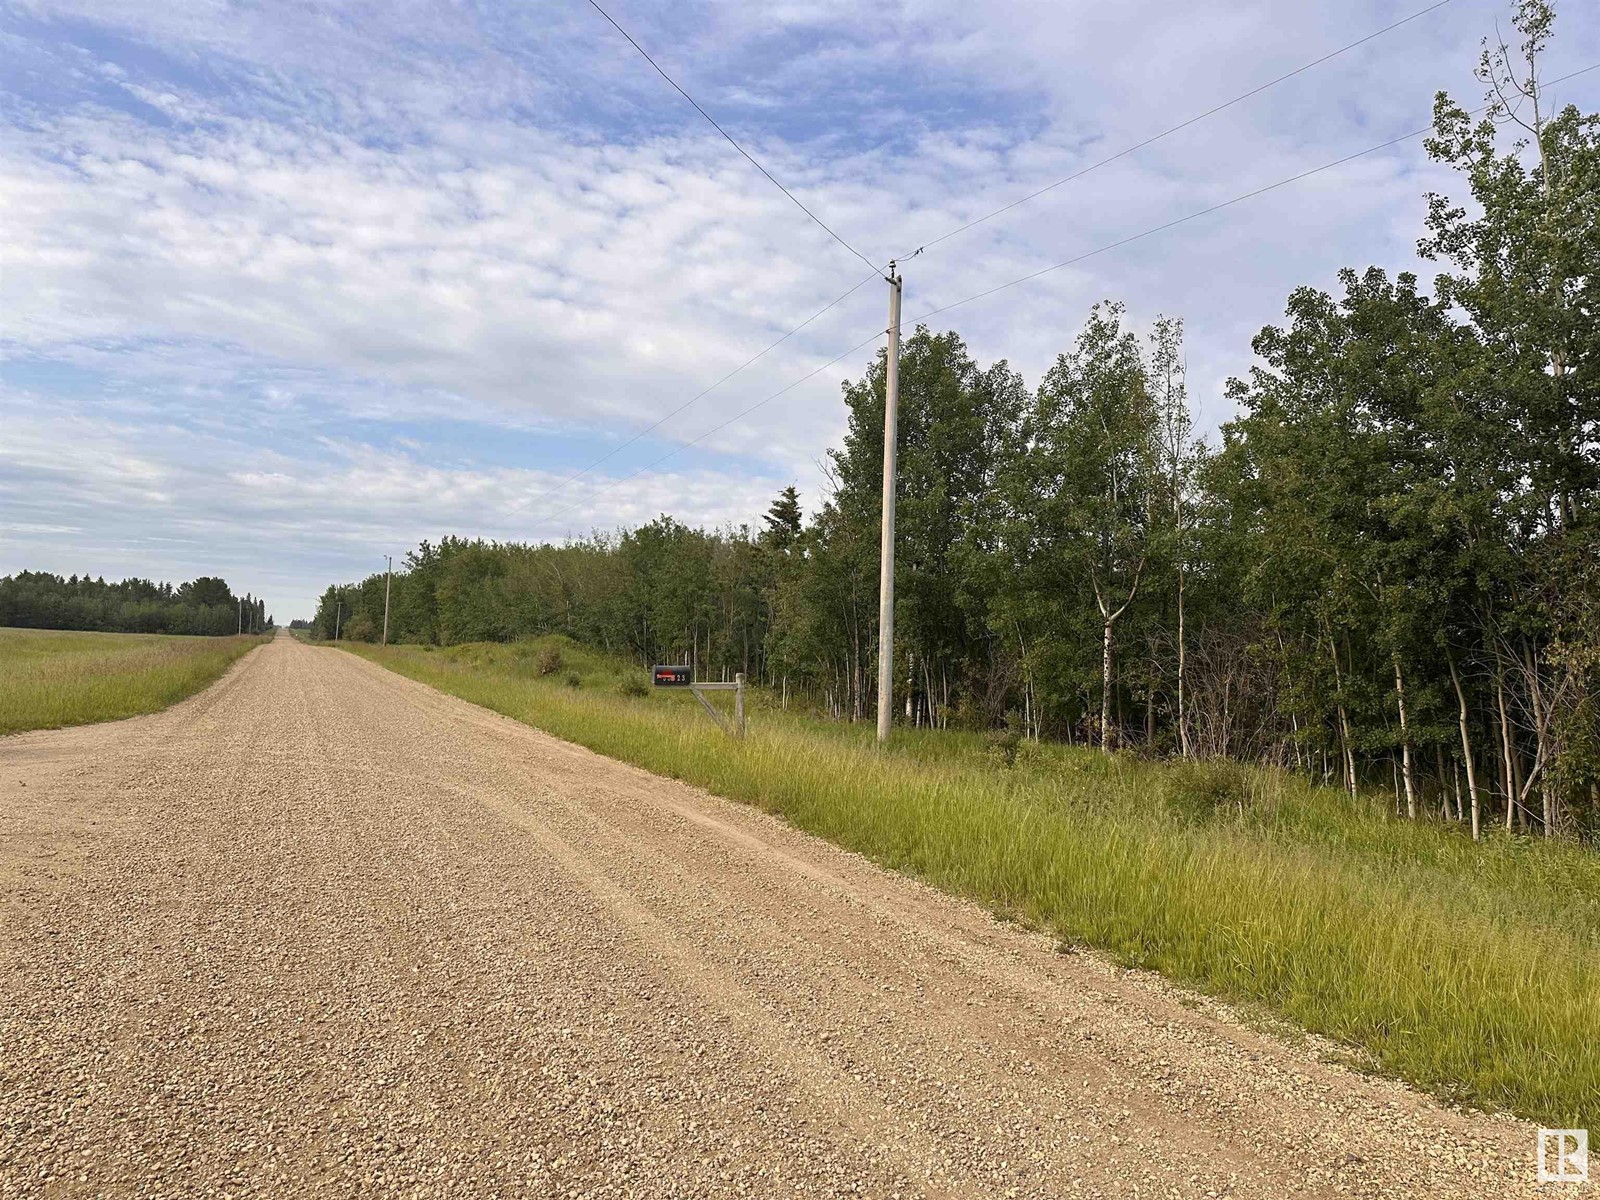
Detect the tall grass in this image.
<box><xmin>341</xmin><ymin>635</ymin><xmax>1600</xmax><ymax>1125</ymax></box>
<box><xmin>0</xmin><ymin>628</ymin><xmax>265</xmax><ymax>735</ymax></box>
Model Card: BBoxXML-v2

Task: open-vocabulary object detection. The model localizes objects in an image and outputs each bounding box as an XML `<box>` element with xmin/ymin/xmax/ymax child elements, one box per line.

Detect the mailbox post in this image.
<box><xmin>653</xmin><ymin>666</ymin><xmax>745</xmax><ymax>738</ymax></box>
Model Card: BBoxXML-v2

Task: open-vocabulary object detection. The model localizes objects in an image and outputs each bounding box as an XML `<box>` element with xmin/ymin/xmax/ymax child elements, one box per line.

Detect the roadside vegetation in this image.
<box><xmin>317</xmin><ymin>3</ymin><xmax>1599</xmax><ymax>844</ymax></box>
<box><xmin>313</xmin><ymin>1</ymin><xmax>1597</xmax><ymax>1125</ymax></box>
<box><xmin>341</xmin><ymin>634</ymin><xmax>1600</xmax><ymax>1127</ymax></box>
<box><xmin>0</xmin><ymin>628</ymin><xmax>266</xmax><ymax>735</ymax></box>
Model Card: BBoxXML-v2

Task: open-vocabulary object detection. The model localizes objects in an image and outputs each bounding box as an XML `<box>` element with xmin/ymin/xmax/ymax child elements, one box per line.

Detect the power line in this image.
<box><xmin>894</xmin><ymin>0</ymin><xmax>1461</xmax><ymax>263</ymax></box>
<box><xmin>511</xmin><ymin>1</ymin><xmax>881</xmax><ymax>526</ymax></box>
<box><xmin>586</xmin><ymin>0</ymin><xmax>881</xmax><ymax>276</ymax></box>
<box><xmin>521</xmin><ymin>0</ymin><xmax>1458</xmax><ymax>525</ymax></box>
<box><xmin>512</xmin><ymin>59</ymin><xmax>1598</xmax><ymax>534</ymax></box>
<box><xmin>913</xmin><ymin>60</ymin><xmax>1600</xmax><ymax>325</ymax></box>
<box><xmin>502</xmin><ymin>267</ymin><xmax>881</xmax><ymax>522</ymax></box>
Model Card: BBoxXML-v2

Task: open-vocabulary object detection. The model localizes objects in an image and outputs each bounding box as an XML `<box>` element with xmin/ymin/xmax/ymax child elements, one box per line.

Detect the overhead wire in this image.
<box><xmin>585</xmin><ymin>0</ymin><xmax>881</xmax><ymax>277</ymax></box>
<box><xmin>890</xmin><ymin>0</ymin><xmax>1461</xmax><ymax>264</ymax></box>
<box><xmin>911</xmin><ymin>60</ymin><xmax>1600</xmax><ymax>325</ymax></box>
<box><xmin>514</xmin><ymin>59</ymin><xmax>1598</xmax><ymax>536</ymax></box>
<box><xmin>509</xmin><ymin>0</ymin><xmax>1463</xmax><ymax>526</ymax></box>
<box><xmin>491</xmin><ymin>0</ymin><xmax>890</xmax><ymax>525</ymax></box>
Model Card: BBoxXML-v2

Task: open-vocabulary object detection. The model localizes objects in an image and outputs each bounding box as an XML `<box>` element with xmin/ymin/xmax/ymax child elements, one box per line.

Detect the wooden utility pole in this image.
<box><xmin>382</xmin><ymin>556</ymin><xmax>392</xmax><ymax>646</ymax></box>
<box><xmin>237</xmin><ymin>596</ymin><xmax>243</xmax><ymax>635</ymax></box>
<box><xmin>334</xmin><ymin>601</ymin><xmax>342</xmax><ymax>641</ymax></box>
<box><xmin>875</xmin><ymin>262</ymin><xmax>903</xmax><ymax>744</ymax></box>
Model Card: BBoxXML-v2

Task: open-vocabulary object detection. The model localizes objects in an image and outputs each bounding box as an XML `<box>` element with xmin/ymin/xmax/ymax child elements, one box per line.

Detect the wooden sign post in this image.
<box><xmin>653</xmin><ymin>666</ymin><xmax>745</xmax><ymax>738</ymax></box>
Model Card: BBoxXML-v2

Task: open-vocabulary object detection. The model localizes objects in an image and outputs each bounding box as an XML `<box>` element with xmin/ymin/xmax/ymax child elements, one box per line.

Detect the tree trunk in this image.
<box><xmin>851</xmin><ymin>623</ymin><xmax>862</xmax><ymax>722</ymax></box>
<box><xmin>1523</xmin><ymin>641</ymin><xmax>1553</xmax><ymax>836</ymax></box>
<box><xmin>1393</xmin><ymin>657</ymin><xmax>1417</xmax><ymax>820</ymax></box>
<box><xmin>1176</xmin><ymin>564</ymin><xmax>1190</xmax><ymax>758</ymax></box>
<box><xmin>1015</xmin><ymin>621</ymin><xmax>1038</xmax><ymax>741</ymax></box>
<box><xmin>1093</xmin><ymin>563</ymin><xmax>1143</xmax><ymax>756</ymax></box>
<box><xmin>1448</xmin><ymin>653</ymin><xmax>1482</xmax><ymax>842</ymax></box>
<box><xmin>1328</xmin><ymin>636</ymin><xmax>1356</xmax><ymax>797</ymax></box>
<box><xmin>1495</xmin><ymin>675</ymin><xmax>1518</xmax><ymax>831</ymax></box>
<box><xmin>1117</xmin><ymin>666</ymin><xmax>1126</xmax><ymax>743</ymax></box>
<box><xmin>1222</xmin><ymin>670</ymin><xmax>1233</xmax><ymax>759</ymax></box>
<box><xmin>1101</xmin><ymin>616</ymin><xmax>1115</xmax><ymax>753</ymax></box>
<box><xmin>1434</xmin><ymin>745</ymin><xmax>1450</xmax><ymax>820</ymax></box>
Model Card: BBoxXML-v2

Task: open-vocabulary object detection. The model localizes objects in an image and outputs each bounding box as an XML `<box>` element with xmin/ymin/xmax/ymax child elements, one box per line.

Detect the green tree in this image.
<box><xmin>1005</xmin><ymin>302</ymin><xmax>1158</xmax><ymax>749</ymax></box>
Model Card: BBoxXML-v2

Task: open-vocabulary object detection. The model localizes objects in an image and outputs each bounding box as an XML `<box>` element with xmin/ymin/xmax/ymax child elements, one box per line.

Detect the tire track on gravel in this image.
<box><xmin>0</xmin><ymin>635</ymin><xmax>1552</xmax><ymax>1198</ymax></box>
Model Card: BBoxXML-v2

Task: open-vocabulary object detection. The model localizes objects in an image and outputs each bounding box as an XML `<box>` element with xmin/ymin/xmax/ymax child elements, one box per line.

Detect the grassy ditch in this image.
<box><xmin>338</xmin><ymin>634</ymin><xmax>1600</xmax><ymax>1125</ymax></box>
<box><xmin>0</xmin><ymin>628</ymin><xmax>266</xmax><ymax>735</ymax></box>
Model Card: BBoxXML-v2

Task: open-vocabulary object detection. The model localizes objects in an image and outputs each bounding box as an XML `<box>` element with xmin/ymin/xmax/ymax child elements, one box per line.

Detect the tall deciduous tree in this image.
<box><xmin>1006</xmin><ymin>302</ymin><xmax>1158</xmax><ymax>750</ymax></box>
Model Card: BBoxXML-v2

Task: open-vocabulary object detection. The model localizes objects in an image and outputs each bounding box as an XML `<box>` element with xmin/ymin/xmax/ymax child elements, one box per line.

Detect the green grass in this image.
<box><xmin>338</xmin><ymin>634</ymin><xmax>1600</xmax><ymax>1126</ymax></box>
<box><xmin>0</xmin><ymin>628</ymin><xmax>266</xmax><ymax>735</ymax></box>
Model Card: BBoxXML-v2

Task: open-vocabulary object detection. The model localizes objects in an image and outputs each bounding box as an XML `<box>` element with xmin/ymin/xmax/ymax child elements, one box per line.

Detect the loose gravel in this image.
<box><xmin>0</xmin><ymin>634</ymin><xmax>1563</xmax><ymax>1197</ymax></box>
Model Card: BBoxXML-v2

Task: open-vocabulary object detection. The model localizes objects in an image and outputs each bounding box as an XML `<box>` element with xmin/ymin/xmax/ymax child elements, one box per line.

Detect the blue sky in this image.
<box><xmin>3</xmin><ymin>0</ymin><xmax>1598</xmax><ymax>620</ymax></box>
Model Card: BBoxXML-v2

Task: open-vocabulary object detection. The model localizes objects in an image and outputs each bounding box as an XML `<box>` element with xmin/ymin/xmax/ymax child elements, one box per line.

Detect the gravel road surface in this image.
<box><xmin>0</xmin><ymin>635</ymin><xmax>1559</xmax><ymax>1197</ymax></box>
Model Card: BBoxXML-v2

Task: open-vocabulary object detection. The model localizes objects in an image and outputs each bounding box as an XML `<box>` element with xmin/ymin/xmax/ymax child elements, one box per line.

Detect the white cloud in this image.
<box><xmin>1</xmin><ymin>105</ymin><xmax>885</xmax><ymax>436</ymax></box>
<box><xmin>0</xmin><ymin>397</ymin><xmax>785</xmax><ymax>617</ymax></box>
<box><xmin>4</xmin><ymin>0</ymin><xmax>1598</xmax><ymax>617</ymax></box>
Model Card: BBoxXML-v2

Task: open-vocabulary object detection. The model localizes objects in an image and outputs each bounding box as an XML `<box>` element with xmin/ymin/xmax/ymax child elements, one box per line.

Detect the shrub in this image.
<box><xmin>564</xmin><ymin>671</ymin><xmax>582</xmax><ymax>689</ymax></box>
<box><xmin>985</xmin><ymin>726</ymin><xmax>1022</xmax><ymax>769</ymax></box>
<box><xmin>617</xmin><ymin>676</ymin><xmax>649</xmax><ymax>699</ymax></box>
<box><xmin>1161</xmin><ymin>758</ymin><xmax>1251</xmax><ymax>822</ymax></box>
<box><xmin>950</xmin><ymin>694</ymin><xmax>988</xmax><ymax>732</ymax></box>
<box><xmin>533</xmin><ymin>646</ymin><xmax>563</xmax><ymax>676</ymax></box>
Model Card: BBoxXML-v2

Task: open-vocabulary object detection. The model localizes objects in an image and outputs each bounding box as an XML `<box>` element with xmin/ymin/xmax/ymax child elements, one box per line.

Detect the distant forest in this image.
<box><xmin>0</xmin><ymin>572</ymin><xmax>270</xmax><ymax>637</ymax></box>
<box><xmin>317</xmin><ymin>9</ymin><xmax>1598</xmax><ymax>837</ymax></box>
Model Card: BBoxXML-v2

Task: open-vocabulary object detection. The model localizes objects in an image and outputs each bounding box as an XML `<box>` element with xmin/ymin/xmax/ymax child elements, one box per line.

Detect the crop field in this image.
<box><xmin>337</xmin><ymin>634</ymin><xmax>1600</xmax><ymax>1126</ymax></box>
<box><xmin>0</xmin><ymin>627</ymin><xmax>266</xmax><ymax>735</ymax></box>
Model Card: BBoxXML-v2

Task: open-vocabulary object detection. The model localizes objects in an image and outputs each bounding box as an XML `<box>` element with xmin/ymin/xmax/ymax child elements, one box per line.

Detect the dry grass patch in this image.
<box><xmin>340</xmin><ymin>635</ymin><xmax>1600</xmax><ymax>1126</ymax></box>
<box><xmin>0</xmin><ymin>628</ymin><xmax>265</xmax><ymax>734</ymax></box>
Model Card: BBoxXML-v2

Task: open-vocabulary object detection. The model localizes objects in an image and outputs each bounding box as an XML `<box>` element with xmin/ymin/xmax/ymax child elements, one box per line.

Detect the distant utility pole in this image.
<box><xmin>237</xmin><ymin>596</ymin><xmax>243</xmax><ymax>636</ymax></box>
<box><xmin>382</xmin><ymin>555</ymin><xmax>393</xmax><ymax>646</ymax></box>
<box><xmin>875</xmin><ymin>261</ymin><xmax>903</xmax><ymax>745</ymax></box>
<box><xmin>334</xmin><ymin>601</ymin><xmax>342</xmax><ymax>641</ymax></box>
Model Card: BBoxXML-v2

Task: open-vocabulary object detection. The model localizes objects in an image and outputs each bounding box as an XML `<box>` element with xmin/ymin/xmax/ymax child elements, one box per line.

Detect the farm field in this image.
<box><xmin>0</xmin><ymin>627</ymin><xmax>266</xmax><ymax>735</ymax></box>
<box><xmin>338</xmin><ymin>634</ymin><xmax>1600</xmax><ymax>1127</ymax></box>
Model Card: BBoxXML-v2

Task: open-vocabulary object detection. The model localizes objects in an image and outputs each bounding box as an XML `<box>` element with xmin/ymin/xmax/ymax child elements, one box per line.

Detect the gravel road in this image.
<box><xmin>0</xmin><ymin>634</ymin><xmax>1563</xmax><ymax>1197</ymax></box>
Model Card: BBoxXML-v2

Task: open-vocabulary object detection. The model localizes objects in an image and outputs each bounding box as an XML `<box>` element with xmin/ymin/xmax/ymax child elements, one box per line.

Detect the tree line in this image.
<box><xmin>0</xmin><ymin>572</ymin><xmax>270</xmax><ymax>637</ymax></box>
<box><xmin>317</xmin><ymin>3</ymin><xmax>1597</xmax><ymax>837</ymax></box>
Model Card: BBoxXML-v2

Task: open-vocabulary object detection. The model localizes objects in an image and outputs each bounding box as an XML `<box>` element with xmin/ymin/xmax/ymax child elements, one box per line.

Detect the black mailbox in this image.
<box><xmin>652</xmin><ymin>665</ymin><xmax>692</xmax><ymax>688</ymax></box>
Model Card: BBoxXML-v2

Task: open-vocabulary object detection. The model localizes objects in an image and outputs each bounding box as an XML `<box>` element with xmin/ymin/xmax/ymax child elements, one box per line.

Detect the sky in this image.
<box><xmin>2</xmin><ymin>0</ymin><xmax>1598</xmax><ymax>621</ymax></box>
